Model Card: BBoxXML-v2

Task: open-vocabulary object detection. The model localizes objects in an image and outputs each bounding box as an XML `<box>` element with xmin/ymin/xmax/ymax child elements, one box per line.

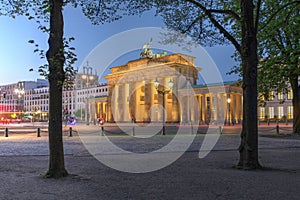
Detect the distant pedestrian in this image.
<box><xmin>98</xmin><ymin>117</ymin><xmax>104</xmax><ymax>126</ymax></box>
<box><xmin>131</xmin><ymin>117</ymin><xmax>136</xmax><ymax>123</ymax></box>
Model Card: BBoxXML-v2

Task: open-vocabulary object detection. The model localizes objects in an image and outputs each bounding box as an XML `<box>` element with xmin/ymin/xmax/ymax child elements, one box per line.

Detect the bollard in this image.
<box><xmin>132</xmin><ymin>126</ymin><xmax>135</xmax><ymax>136</ymax></box>
<box><xmin>5</xmin><ymin>127</ymin><xmax>8</xmax><ymax>137</ymax></box>
<box><xmin>37</xmin><ymin>127</ymin><xmax>41</xmax><ymax>137</ymax></box>
<box><xmin>276</xmin><ymin>125</ymin><xmax>279</xmax><ymax>134</ymax></box>
<box><xmin>219</xmin><ymin>126</ymin><xmax>222</xmax><ymax>135</ymax></box>
<box><xmin>69</xmin><ymin>127</ymin><xmax>73</xmax><ymax>137</ymax></box>
<box><xmin>101</xmin><ymin>126</ymin><xmax>104</xmax><ymax>136</ymax></box>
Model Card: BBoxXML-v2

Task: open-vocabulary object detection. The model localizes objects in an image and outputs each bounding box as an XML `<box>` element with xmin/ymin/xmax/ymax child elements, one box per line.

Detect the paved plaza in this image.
<box><xmin>0</xmin><ymin>124</ymin><xmax>299</xmax><ymax>200</ymax></box>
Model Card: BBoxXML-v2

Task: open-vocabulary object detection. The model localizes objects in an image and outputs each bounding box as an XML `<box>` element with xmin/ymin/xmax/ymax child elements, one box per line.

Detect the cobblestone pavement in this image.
<box><xmin>0</xmin><ymin>124</ymin><xmax>299</xmax><ymax>200</ymax></box>
<box><xmin>0</xmin><ymin>124</ymin><xmax>299</xmax><ymax>156</ymax></box>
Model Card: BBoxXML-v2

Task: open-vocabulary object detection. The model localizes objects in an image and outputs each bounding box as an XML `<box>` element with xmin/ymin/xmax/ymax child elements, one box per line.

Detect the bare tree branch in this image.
<box><xmin>182</xmin><ymin>15</ymin><xmax>202</xmax><ymax>34</ymax></box>
<box><xmin>185</xmin><ymin>0</ymin><xmax>241</xmax><ymax>53</ymax></box>
<box><xmin>207</xmin><ymin>9</ymin><xmax>241</xmax><ymax>21</ymax></box>
<box><xmin>254</xmin><ymin>0</ymin><xmax>262</xmax><ymax>34</ymax></box>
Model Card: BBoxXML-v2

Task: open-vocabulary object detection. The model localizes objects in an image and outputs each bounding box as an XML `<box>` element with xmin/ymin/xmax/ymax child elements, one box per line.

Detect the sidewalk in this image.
<box><xmin>0</xmin><ymin>130</ymin><xmax>299</xmax><ymax>200</ymax></box>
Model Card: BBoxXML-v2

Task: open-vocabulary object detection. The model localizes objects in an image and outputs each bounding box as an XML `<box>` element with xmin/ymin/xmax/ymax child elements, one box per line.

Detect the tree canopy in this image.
<box><xmin>257</xmin><ymin>0</ymin><xmax>299</xmax><ymax>133</ymax></box>
<box><xmin>0</xmin><ymin>0</ymin><xmax>133</xmax><ymax>178</ymax></box>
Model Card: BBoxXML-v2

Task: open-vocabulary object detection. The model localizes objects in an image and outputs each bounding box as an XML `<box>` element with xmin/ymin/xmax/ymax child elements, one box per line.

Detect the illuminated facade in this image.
<box><xmin>0</xmin><ymin>80</ymin><xmax>48</xmax><ymax>120</ymax></box>
<box><xmin>258</xmin><ymin>89</ymin><xmax>294</xmax><ymax>121</ymax></box>
<box><xmin>89</xmin><ymin>53</ymin><xmax>244</xmax><ymax>124</ymax></box>
<box><xmin>0</xmin><ymin>54</ymin><xmax>295</xmax><ymax>124</ymax></box>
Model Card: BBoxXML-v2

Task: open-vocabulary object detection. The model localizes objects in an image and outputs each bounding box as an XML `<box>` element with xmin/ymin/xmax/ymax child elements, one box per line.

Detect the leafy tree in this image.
<box><xmin>258</xmin><ymin>0</ymin><xmax>300</xmax><ymax>134</ymax></box>
<box><xmin>0</xmin><ymin>0</ymin><xmax>126</xmax><ymax>178</ymax></box>
<box><xmin>0</xmin><ymin>0</ymin><xmax>71</xmax><ymax>178</ymax></box>
<box><xmin>153</xmin><ymin>0</ymin><xmax>260</xmax><ymax>169</ymax></box>
<box><xmin>111</xmin><ymin>0</ymin><xmax>299</xmax><ymax>169</ymax></box>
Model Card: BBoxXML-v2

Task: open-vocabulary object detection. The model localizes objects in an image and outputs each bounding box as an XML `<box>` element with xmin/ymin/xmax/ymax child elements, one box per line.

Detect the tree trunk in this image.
<box><xmin>237</xmin><ymin>0</ymin><xmax>261</xmax><ymax>169</ymax></box>
<box><xmin>290</xmin><ymin>75</ymin><xmax>300</xmax><ymax>134</ymax></box>
<box><xmin>45</xmin><ymin>0</ymin><xmax>68</xmax><ymax>178</ymax></box>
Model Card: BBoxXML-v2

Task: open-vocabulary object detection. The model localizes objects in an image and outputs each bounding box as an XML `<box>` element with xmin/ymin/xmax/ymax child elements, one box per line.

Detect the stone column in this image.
<box><xmin>226</xmin><ymin>92</ymin><xmax>231</xmax><ymax>124</ymax></box>
<box><xmin>191</xmin><ymin>94</ymin><xmax>200</xmax><ymax>123</ymax></box>
<box><xmin>99</xmin><ymin>102</ymin><xmax>103</xmax><ymax>118</ymax></box>
<box><xmin>212</xmin><ymin>93</ymin><xmax>218</xmax><ymax>121</ymax></box>
<box><xmin>91</xmin><ymin>100</ymin><xmax>96</xmax><ymax>125</ymax></box>
<box><xmin>216</xmin><ymin>93</ymin><xmax>221</xmax><ymax>122</ymax></box>
<box><xmin>124</xmin><ymin>83</ymin><xmax>130</xmax><ymax>122</ymax></box>
<box><xmin>164</xmin><ymin>78</ymin><xmax>173</xmax><ymax>122</ymax></box>
<box><xmin>111</xmin><ymin>84</ymin><xmax>119</xmax><ymax>121</ymax></box>
<box><xmin>129</xmin><ymin>82</ymin><xmax>137</xmax><ymax>121</ymax></box>
<box><xmin>156</xmin><ymin>78</ymin><xmax>164</xmax><ymax>122</ymax></box>
<box><xmin>172</xmin><ymin>77</ymin><xmax>179</xmax><ymax>122</ymax></box>
<box><xmin>107</xmin><ymin>85</ymin><xmax>114</xmax><ymax>122</ymax></box>
<box><xmin>201</xmin><ymin>95</ymin><xmax>206</xmax><ymax>123</ymax></box>
<box><xmin>104</xmin><ymin>103</ymin><xmax>108</xmax><ymax>122</ymax></box>
<box><xmin>117</xmin><ymin>84</ymin><xmax>124</xmax><ymax>122</ymax></box>
<box><xmin>196</xmin><ymin>95</ymin><xmax>202</xmax><ymax>123</ymax></box>
<box><xmin>218</xmin><ymin>93</ymin><xmax>225</xmax><ymax>123</ymax></box>
<box><xmin>232</xmin><ymin>93</ymin><xmax>236</xmax><ymax>124</ymax></box>
<box><xmin>144</xmin><ymin>81</ymin><xmax>152</xmax><ymax>122</ymax></box>
<box><xmin>180</xmin><ymin>95</ymin><xmax>187</xmax><ymax>123</ymax></box>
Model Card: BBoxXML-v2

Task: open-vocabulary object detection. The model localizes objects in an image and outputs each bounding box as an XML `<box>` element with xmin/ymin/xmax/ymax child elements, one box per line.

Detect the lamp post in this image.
<box><xmin>14</xmin><ymin>88</ymin><xmax>25</xmax><ymax>118</ymax></box>
<box><xmin>82</xmin><ymin>64</ymin><xmax>94</xmax><ymax>88</ymax></box>
<box><xmin>227</xmin><ymin>98</ymin><xmax>231</xmax><ymax>125</ymax></box>
<box><xmin>82</xmin><ymin>64</ymin><xmax>94</xmax><ymax>125</ymax></box>
<box><xmin>154</xmin><ymin>79</ymin><xmax>173</xmax><ymax>135</ymax></box>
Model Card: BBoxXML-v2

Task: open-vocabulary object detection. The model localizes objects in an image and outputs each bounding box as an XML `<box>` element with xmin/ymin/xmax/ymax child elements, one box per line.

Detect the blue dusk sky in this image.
<box><xmin>0</xmin><ymin>5</ymin><xmax>239</xmax><ymax>85</ymax></box>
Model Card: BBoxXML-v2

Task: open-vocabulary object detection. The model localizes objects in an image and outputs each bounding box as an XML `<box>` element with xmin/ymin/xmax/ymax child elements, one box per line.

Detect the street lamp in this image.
<box><xmin>227</xmin><ymin>98</ymin><xmax>231</xmax><ymax>125</ymax></box>
<box><xmin>14</xmin><ymin>88</ymin><xmax>25</xmax><ymax>117</ymax></box>
<box><xmin>82</xmin><ymin>63</ymin><xmax>94</xmax><ymax>88</ymax></box>
<box><xmin>154</xmin><ymin>78</ymin><xmax>174</xmax><ymax>135</ymax></box>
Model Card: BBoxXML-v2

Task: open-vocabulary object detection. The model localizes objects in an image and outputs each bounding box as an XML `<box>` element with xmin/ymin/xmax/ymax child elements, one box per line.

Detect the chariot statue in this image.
<box><xmin>140</xmin><ymin>38</ymin><xmax>167</xmax><ymax>59</ymax></box>
<box><xmin>140</xmin><ymin>38</ymin><xmax>153</xmax><ymax>58</ymax></box>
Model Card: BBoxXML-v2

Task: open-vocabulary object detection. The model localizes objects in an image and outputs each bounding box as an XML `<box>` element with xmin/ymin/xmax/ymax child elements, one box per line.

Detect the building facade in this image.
<box><xmin>89</xmin><ymin>53</ymin><xmax>245</xmax><ymax>124</ymax></box>
<box><xmin>0</xmin><ymin>79</ymin><xmax>48</xmax><ymax>120</ymax></box>
<box><xmin>258</xmin><ymin>89</ymin><xmax>294</xmax><ymax>121</ymax></box>
<box><xmin>0</xmin><ymin>54</ymin><xmax>295</xmax><ymax>124</ymax></box>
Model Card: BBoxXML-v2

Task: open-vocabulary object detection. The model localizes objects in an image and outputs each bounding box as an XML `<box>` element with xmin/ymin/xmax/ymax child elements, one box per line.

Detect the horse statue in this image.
<box><xmin>140</xmin><ymin>38</ymin><xmax>153</xmax><ymax>58</ymax></box>
<box><xmin>140</xmin><ymin>38</ymin><xmax>168</xmax><ymax>59</ymax></box>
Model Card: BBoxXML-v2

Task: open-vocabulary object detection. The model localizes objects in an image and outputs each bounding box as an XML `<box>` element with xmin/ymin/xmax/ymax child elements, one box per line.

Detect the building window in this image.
<box><xmin>268</xmin><ymin>91</ymin><xmax>274</xmax><ymax>101</ymax></box>
<box><xmin>287</xmin><ymin>106</ymin><xmax>293</xmax><ymax>119</ymax></box>
<box><xmin>259</xmin><ymin>93</ymin><xmax>264</xmax><ymax>101</ymax></box>
<box><xmin>277</xmin><ymin>107</ymin><xmax>284</xmax><ymax>118</ymax></box>
<box><xmin>268</xmin><ymin>107</ymin><xmax>274</xmax><ymax>119</ymax></box>
<box><xmin>277</xmin><ymin>92</ymin><xmax>283</xmax><ymax>100</ymax></box>
<box><xmin>259</xmin><ymin>107</ymin><xmax>265</xmax><ymax>120</ymax></box>
<box><xmin>287</xmin><ymin>90</ymin><xmax>293</xmax><ymax>100</ymax></box>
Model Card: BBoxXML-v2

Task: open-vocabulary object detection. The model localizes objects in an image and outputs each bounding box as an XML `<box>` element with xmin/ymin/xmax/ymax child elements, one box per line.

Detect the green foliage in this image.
<box><xmin>0</xmin><ymin>0</ymin><xmax>29</xmax><ymax>17</ymax></box>
<box><xmin>28</xmin><ymin>37</ymin><xmax>77</xmax><ymax>90</ymax></box>
<box><xmin>77</xmin><ymin>0</ymin><xmax>153</xmax><ymax>25</ymax></box>
<box><xmin>1</xmin><ymin>0</ymin><xmax>78</xmax><ymax>89</ymax></box>
<box><xmin>128</xmin><ymin>0</ymin><xmax>242</xmax><ymax>48</ymax></box>
<box><xmin>257</xmin><ymin>0</ymin><xmax>300</xmax><ymax>100</ymax></box>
